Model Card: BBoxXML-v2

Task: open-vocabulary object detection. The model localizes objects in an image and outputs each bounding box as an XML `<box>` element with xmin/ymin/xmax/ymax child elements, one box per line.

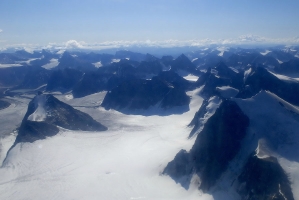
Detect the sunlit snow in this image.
<box><xmin>42</xmin><ymin>58</ymin><xmax>59</xmax><ymax>69</ymax></box>
<box><xmin>0</xmin><ymin>88</ymin><xmax>215</xmax><ymax>200</ymax></box>
<box><xmin>92</xmin><ymin>61</ymin><xmax>103</xmax><ymax>68</ymax></box>
<box><xmin>0</xmin><ymin>64</ymin><xmax>23</xmax><ymax>68</ymax></box>
<box><xmin>27</xmin><ymin>95</ymin><xmax>47</xmax><ymax>122</ymax></box>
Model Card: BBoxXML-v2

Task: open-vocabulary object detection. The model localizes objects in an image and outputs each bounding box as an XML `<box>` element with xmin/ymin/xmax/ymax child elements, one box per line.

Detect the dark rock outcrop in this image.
<box><xmin>101</xmin><ymin>77</ymin><xmax>190</xmax><ymax>112</ymax></box>
<box><xmin>15</xmin><ymin>94</ymin><xmax>107</xmax><ymax>144</ymax></box>
<box><xmin>56</xmin><ymin>51</ymin><xmax>97</xmax><ymax>72</ymax></box>
<box><xmin>0</xmin><ymin>67</ymin><xmax>29</xmax><ymax>87</ymax></box>
<box><xmin>14</xmin><ymin>67</ymin><xmax>52</xmax><ymax>89</ymax></box>
<box><xmin>275</xmin><ymin>59</ymin><xmax>299</xmax><ymax>75</ymax></box>
<box><xmin>238</xmin><ymin>153</ymin><xmax>294</xmax><ymax>200</ymax></box>
<box><xmin>115</xmin><ymin>50</ymin><xmax>146</xmax><ymax>62</ymax></box>
<box><xmin>101</xmin><ymin>78</ymin><xmax>170</xmax><ymax>110</ymax></box>
<box><xmin>46</xmin><ymin>68</ymin><xmax>84</xmax><ymax>92</ymax></box>
<box><xmin>164</xmin><ymin>100</ymin><xmax>249</xmax><ymax>191</ymax></box>
<box><xmin>160</xmin><ymin>87</ymin><xmax>190</xmax><ymax>109</ymax></box>
<box><xmin>157</xmin><ymin>71</ymin><xmax>193</xmax><ymax>90</ymax></box>
<box><xmin>170</xmin><ymin>54</ymin><xmax>200</xmax><ymax>75</ymax></box>
<box><xmin>72</xmin><ymin>72</ymin><xmax>113</xmax><ymax>98</ymax></box>
<box><xmin>136</xmin><ymin>60</ymin><xmax>163</xmax><ymax>78</ymax></box>
<box><xmin>237</xmin><ymin>66</ymin><xmax>299</xmax><ymax>105</ymax></box>
<box><xmin>227</xmin><ymin>52</ymin><xmax>279</xmax><ymax>68</ymax></box>
<box><xmin>196</xmin><ymin>68</ymin><xmax>231</xmax><ymax>97</ymax></box>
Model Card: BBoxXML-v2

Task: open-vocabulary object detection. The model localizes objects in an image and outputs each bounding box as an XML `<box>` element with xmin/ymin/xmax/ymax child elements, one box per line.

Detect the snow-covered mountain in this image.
<box><xmin>0</xmin><ymin>47</ymin><xmax>299</xmax><ymax>200</ymax></box>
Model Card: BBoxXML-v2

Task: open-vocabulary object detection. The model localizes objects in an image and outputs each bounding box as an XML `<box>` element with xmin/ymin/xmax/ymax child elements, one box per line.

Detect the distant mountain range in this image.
<box><xmin>0</xmin><ymin>46</ymin><xmax>299</xmax><ymax>199</ymax></box>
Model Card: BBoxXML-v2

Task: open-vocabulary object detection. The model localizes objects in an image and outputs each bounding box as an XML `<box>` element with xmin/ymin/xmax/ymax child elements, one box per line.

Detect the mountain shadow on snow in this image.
<box><xmin>163</xmin><ymin>100</ymin><xmax>249</xmax><ymax>191</ymax></box>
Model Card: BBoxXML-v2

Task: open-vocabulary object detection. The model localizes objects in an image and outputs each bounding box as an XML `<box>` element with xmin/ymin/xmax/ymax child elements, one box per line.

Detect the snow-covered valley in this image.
<box><xmin>0</xmin><ymin>89</ymin><xmax>215</xmax><ymax>200</ymax></box>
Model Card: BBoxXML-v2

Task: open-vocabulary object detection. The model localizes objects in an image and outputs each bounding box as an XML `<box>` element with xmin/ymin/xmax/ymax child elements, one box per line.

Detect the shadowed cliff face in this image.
<box><xmin>15</xmin><ymin>94</ymin><xmax>107</xmax><ymax>144</ymax></box>
<box><xmin>237</xmin><ymin>66</ymin><xmax>299</xmax><ymax>105</ymax></box>
<box><xmin>164</xmin><ymin>100</ymin><xmax>249</xmax><ymax>191</ymax></box>
<box><xmin>195</xmin><ymin>63</ymin><xmax>243</xmax><ymax>98</ymax></box>
<box><xmin>46</xmin><ymin>68</ymin><xmax>84</xmax><ymax>92</ymax></box>
<box><xmin>101</xmin><ymin>76</ymin><xmax>190</xmax><ymax>113</ymax></box>
<box><xmin>238</xmin><ymin>153</ymin><xmax>294</xmax><ymax>200</ymax></box>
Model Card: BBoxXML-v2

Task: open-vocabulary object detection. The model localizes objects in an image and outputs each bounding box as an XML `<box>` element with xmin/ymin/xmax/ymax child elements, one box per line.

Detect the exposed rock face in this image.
<box><xmin>101</xmin><ymin>77</ymin><xmax>190</xmax><ymax>111</ymax></box>
<box><xmin>101</xmin><ymin>78</ymin><xmax>170</xmax><ymax>110</ymax></box>
<box><xmin>238</xmin><ymin>154</ymin><xmax>294</xmax><ymax>200</ymax></box>
<box><xmin>115</xmin><ymin>50</ymin><xmax>146</xmax><ymax>62</ymax></box>
<box><xmin>46</xmin><ymin>68</ymin><xmax>84</xmax><ymax>92</ymax></box>
<box><xmin>196</xmin><ymin>63</ymin><xmax>243</xmax><ymax>98</ymax></box>
<box><xmin>161</xmin><ymin>55</ymin><xmax>174</xmax><ymax>67</ymax></box>
<box><xmin>15</xmin><ymin>94</ymin><xmax>107</xmax><ymax>144</ymax></box>
<box><xmin>196</xmin><ymin>68</ymin><xmax>231</xmax><ymax>97</ymax></box>
<box><xmin>144</xmin><ymin>53</ymin><xmax>159</xmax><ymax>62</ymax></box>
<box><xmin>170</xmin><ymin>54</ymin><xmax>200</xmax><ymax>75</ymax></box>
<box><xmin>164</xmin><ymin>100</ymin><xmax>249</xmax><ymax>191</ymax></box>
<box><xmin>136</xmin><ymin>60</ymin><xmax>162</xmax><ymax>77</ymax></box>
<box><xmin>214</xmin><ymin>62</ymin><xmax>243</xmax><ymax>89</ymax></box>
<box><xmin>56</xmin><ymin>51</ymin><xmax>97</xmax><ymax>72</ymax></box>
<box><xmin>275</xmin><ymin>58</ymin><xmax>299</xmax><ymax>75</ymax></box>
<box><xmin>227</xmin><ymin>52</ymin><xmax>280</xmax><ymax>68</ymax></box>
<box><xmin>160</xmin><ymin>87</ymin><xmax>190</xmax><ymax>109</ymax></box>
<box><xmin>98</xmin><ymin>59</ymin><xmax>138</xmax><ymax>78</ymax></box>
<box><xmin>237</xmin><ymin>66</ymin><xmax>299</xmax><ymax>105</ymax></box>
<box><xmin>0</xmin><ymin>67</ymin><xmax>29</xmax><ymax>87</ymax></box>
<box><xmin>14</xmin><ymin>67</ymin><xmax>52</xmax><ymax>89</ymax></box>
<box><xmin>72</xmin><ymin>71</ymin><xmax>112</xmax><ymax>98</ymax></box>
<box><xmin>16</xmin><ymin>121</ymin><xmax>59</xmax><ymax>143</ymax></box>
<box><xmin>157</xmin><ymin>71</ymin><xmax>193</xmax><ymax>90</ymax></box>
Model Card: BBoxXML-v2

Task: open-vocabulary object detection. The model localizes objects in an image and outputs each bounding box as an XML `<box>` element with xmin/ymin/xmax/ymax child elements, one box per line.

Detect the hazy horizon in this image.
<box><xmin>1</xmin><ymin>0</ymin><xmax>299</xmax><ymax>50</ymax></box>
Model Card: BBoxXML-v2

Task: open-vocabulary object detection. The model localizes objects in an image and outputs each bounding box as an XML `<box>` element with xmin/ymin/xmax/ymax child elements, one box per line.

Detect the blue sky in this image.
<box><xmin>0</xmin><ymin>0</ymin><xmax>299</xmax><ymax>49</ymax></box>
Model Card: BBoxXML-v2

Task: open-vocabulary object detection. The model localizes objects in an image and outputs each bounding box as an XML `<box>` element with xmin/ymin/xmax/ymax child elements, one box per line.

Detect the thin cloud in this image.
<box><xmin>2</xmin><ymin>35</ymin><xmax>299</xmax><ymax>53</ymax></box>
<box><xmin>0</xmin><ymin>29</ymin><xmax>2</xmax><ymax>33</ymax></box>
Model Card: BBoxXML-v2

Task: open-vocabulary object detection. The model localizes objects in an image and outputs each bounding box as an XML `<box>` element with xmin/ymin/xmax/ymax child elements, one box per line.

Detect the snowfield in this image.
<box><xmin>0</xmin><ymin>89</ymin><xmax>215</xmax><ymax>200</ymax></box>
<box><xmin>234</xmin><ymin>91</ymin><xmax>299</xmax><ymax>200</ymax></box>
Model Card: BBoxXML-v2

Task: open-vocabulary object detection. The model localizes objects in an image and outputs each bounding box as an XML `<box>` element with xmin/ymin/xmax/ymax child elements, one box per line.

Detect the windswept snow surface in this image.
<box><xmin>0</xmin><ymin>64</ymin><xmax>23</xmax><ymax>68</ymax></box>
<box><xmin>268</xmin><ymin>70</ymin><xmax>299</xmax><ymax>83</ymax></box>
<box><xmin>92</xmin><ymin>61</ymin><xmax>103</xmax><ymax>68</ymax></box>
<box><xmin>243</xmin><ymin>68</ymin><xmax>252</xmax><ymax>82</ymax></box>
<box><xmin>27</xmin><ymin>95</ymin><xmax>47</xmax><ymax>122</ymax></box>
<box><xmin>260</xmin><ymin>50</ymin><xmax>271</xmax><ymax>56</ymax></box>
<box><xmin>42</xmin><ymin>58</ymin><xmax>59</xmax><ymax>69</ymax></box>
<box><xmin>183</xmin><ymin>74</ymin><xmax>199</xmax><ymax>82</ymax></box>
<box><xmin>111</xmin><ymin>59</ymin><xmax>121</xmax><ymax>63</ymax></box>
<box><xmin>0</xmin><ymin>89</ymin><xmax>214</xmax><ymax>200</ymax></box>
<box><xmin>216</xmin><ymin>86</ymin><xmax>239</xmax><ymax>98</ymax></box>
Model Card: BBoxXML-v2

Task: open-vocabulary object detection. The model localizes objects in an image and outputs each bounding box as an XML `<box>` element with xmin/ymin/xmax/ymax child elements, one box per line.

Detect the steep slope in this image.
<box><xmin>164</xmin><ymin>90</ymin><xmax>298</xmax><ymax>199</ymax></box>
<box><xmin>237</xmin><ymin>66</ymin><xmax>299</xmax><ymax>105</ymax></box>
<box><xmin>15</xmin><ymin>93</ymin><xmax>107</xmax><ymax>144</ymax></box>
<box><xmin>101</xmin><ymin>77</ymin><xmax>190</xmax><ymax>113</ymax></box>
<box><xmin>171</xmin><ymin>54</ymin><xmax>201</xmax><ymax>75</ymax></box>
<box><xmin>238</xmin><ymin>154</ymin><xmax>294</xmax><ymax>200</ymax></box>
<box><xmin>56</xmin><ymin>51</ymin><xmax>97</xmax><ymax>72</ymax></box>
<box><xmin>275</xmin><ymin>58</ymin><xmax>299</xmax><ymax>75</ymax></box>
<box><xmin>46</xmin><ymin>68</ymin><xmax>84</xmax><ymax>92</ymax></box>
<box><xmin>164</xmin><ymin>100</ymin><xmax>249</xmax><ymax>191</ymax></box>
